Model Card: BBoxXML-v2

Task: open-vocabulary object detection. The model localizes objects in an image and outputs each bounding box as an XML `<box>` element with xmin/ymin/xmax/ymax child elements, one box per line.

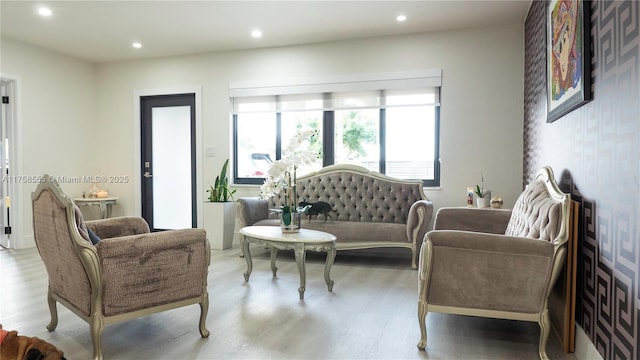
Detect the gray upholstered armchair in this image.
<box><xmin>31</xmin><ymin>175</ymin><xmax>210</xmax><ymax>360</ymax></box>
<box><xmin>417</xmin><ymin>166</ymin><xmax>570</xmax><ymax>360</ymax></box>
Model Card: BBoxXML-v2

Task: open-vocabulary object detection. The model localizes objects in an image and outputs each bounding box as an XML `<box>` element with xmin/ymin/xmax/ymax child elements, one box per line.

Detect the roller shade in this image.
<box><xmin>230</xmin><ymin>70</ymin><xmax>441</xmax><ymax>114</ymax></box>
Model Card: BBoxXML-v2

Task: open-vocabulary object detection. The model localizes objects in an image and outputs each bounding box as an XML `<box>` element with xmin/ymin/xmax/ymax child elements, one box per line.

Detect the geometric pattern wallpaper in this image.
<box><xmin>523</xmin><ymin>1</ymin><xmax>639</xmax><ymax>359</ymax></box>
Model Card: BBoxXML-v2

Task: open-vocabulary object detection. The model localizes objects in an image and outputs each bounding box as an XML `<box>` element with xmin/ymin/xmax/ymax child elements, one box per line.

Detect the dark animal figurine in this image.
<box><xmin>298</xmin><ymin>201</ymin><xmax>337</xmax><ymax>223</ymax></box>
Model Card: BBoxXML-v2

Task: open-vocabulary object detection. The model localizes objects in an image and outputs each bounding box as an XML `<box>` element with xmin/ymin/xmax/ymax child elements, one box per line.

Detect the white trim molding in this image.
<box><xmin>574</xmin><ymin>325</ymin><xmax>603</xmax><ymax>360</ymax></box>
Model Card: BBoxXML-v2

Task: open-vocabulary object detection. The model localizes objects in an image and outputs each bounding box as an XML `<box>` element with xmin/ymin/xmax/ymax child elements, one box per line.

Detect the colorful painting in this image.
<box><xmin>546</xmin><ymin>0</ymin><xmax>591</xmax><ymax>123</ymax></box>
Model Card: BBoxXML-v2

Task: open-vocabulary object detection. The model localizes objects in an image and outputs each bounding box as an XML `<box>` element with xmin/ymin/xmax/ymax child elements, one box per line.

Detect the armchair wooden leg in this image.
<box><xmin>417</xmin><ymin>300</ymin><xmax>428</xmax><ymax>351</ymax></box>
<box><xmin>199</xmin><ymin>292</ymin><xmax>210</xmax><ymax>338</ymax></box>
<box><xmin>90</xmin><ymin>313</ymin><xmax>104</xmax><ymax>360</ymax></box>
<box><xmin>46</xmin><ymin>290</ymin><xmax>58</xmax><ymax>332</ymax></box>
<box><xmin>538</xmin><ymin>309</ymin><xmax>550</xmax><ymax>360</ymax></box>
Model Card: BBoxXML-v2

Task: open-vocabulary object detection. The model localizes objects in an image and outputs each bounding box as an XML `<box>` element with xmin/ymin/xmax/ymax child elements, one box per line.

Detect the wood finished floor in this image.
<box><xmin>0</xmin><ymin>245</ymin><xmax>576</xmax><ymax>360</ymax></box>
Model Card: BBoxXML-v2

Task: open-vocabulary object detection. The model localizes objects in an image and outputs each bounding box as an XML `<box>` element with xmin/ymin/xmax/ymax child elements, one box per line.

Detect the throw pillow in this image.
<box><xmin>73</xmin><ymin>204</ymin><xmax>92</xmax><ymax>245</ymax></box>
<box><xmin>87</xmin><ymin>227</ymin><xmax>101</xmax><ymax>245</ymax></box>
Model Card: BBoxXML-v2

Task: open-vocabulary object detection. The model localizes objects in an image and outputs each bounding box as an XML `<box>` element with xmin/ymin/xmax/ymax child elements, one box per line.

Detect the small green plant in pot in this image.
<box><xmin>474</xmin><ymin>174</ymin><xmax>491</xmax><ymax>208</ymax></box>
<box><xmin>207</xmin><ymin>159</ymin><xmax>236</xmax><ymax>202</ymax></box>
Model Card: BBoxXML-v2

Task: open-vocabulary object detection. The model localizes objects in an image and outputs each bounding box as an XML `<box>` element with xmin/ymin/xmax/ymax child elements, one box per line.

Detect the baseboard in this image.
<box><xmin>12</xmin><ymin>233</ymin><xmax>35</xmax><ymax>249</ymax></box>
<box><xmin>574</xmin><ymin>325</ymin><xmax>603</xmax><ymax>360</ymax></box>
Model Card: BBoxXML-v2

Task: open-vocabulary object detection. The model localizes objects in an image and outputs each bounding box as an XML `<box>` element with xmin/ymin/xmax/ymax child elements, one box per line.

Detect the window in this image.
<box><xmin>235</xmin><ymin>112</ymin><xmax>276</xmax><ymax>179</ymax></box>
<box><xmin>333</xmin><ymin>108</ymin><xmax>379</xmax><ymax>172</ymax></box>
<box><xmin>231</xmin><ymin>71</ymin><xmax>441</xmax><ymax>186</ymax></box>
<box><xmin>385</xmin><ymin>105</ymin><xmax>438</xmax><ymax>180</ymax></box>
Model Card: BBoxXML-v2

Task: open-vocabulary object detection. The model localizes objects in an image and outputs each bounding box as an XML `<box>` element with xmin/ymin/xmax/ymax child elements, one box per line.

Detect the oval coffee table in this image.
<box><xmin>239</xmin><ymin>226</ymin><xmax>337</xmax><ymax>299</ymax></box>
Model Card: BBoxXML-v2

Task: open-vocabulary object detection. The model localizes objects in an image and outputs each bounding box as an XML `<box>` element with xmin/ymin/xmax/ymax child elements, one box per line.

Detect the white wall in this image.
<box><xmin>96</xmin><ymin>24</ymin><xmax>525</xmax><ymax>222</ymax></box>
<box><xmin>1</xmin><ymin>23</ymin><xmax>524</xmax><ymax>248</ymax></box>
<box><xmin>1</xmin><ymin>38</ymin><xmax>97</xmax><ymax>248</ymax></box>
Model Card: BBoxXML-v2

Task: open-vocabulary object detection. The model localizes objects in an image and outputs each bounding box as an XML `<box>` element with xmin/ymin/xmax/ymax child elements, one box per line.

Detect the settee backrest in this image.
<box><xmin>504</xmin><ymin>167</ymin><xmax>569</xmax><ymax>244</ymax></box>
<box><xmin>268</xmin><ymin>164</ymin><xmax>427</xmax><ymax>224</ymax></box>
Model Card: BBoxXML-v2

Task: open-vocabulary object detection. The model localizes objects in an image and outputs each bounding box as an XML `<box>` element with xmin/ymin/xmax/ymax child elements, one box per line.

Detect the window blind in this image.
<box><xmin>230</xmin><ymin>70</ymin><xmax>441</xmax><ymax>114</ymax></box>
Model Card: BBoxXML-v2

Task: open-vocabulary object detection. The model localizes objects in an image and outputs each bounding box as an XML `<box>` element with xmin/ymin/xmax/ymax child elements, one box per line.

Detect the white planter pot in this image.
<box><xmin>203</xmin><ymin>201</ymin><xmax>236</xmax><ymax>250</ymax></box>
<box><xmin>476</xmin><ymin>197</ymin><xmax>489</xmax><ymax>208</ymax></box>
<box><xmin>476</xmin><ymin>191</ymin><xmax>491</xmax><ymax>208</ymax></box>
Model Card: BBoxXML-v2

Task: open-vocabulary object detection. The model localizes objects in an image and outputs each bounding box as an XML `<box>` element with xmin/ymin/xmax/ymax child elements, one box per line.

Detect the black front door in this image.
<box><xmin>140</xmin><ymin>93</ymin><xmax>196</xmax><ymax>230</ymax></box>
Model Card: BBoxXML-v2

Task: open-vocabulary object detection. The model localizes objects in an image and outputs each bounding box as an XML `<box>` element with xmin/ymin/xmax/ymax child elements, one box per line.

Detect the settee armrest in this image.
<box><xmin>407</xmin><ymin>199</ymin><xmax>433</xmax><ymax>259</ymax></box>
<box><xmin>95</xmin><ymin>228</ymin><xmax>209</xmax><ymax>316</ymax></box>
<box><xmin>419</xmin><ymin>230</ymin><xmax>557</xmax><ymax>313</ymax></box>
<box><xmin>236</xmin><ymin>197</ymin><xmax>269</xmax><ymax>228</ymax></box>
<box><xmin>85</xmin><ymin>216</ymin><xmax>150</xmax><ymax>239</ymax></box>
<box><xmin>433</xmin><ymin>207</ymin><xmax>512</xmax><ymax>234</ymax></box>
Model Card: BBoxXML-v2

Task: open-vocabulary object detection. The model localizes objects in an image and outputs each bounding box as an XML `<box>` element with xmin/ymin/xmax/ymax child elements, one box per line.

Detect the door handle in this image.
<box><xmin>143</xmin><ymin>172</ymin><xmax>153</xmax><ymax>178</ymax></box>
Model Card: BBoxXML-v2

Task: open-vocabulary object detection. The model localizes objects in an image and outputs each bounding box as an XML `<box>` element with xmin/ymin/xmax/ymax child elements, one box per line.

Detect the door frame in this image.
<box><xmin>133</xmin><ymin>87</ymin><xmax>203</xmax><ymax>228</ymax></box>
<box><xmin>0</xmin><ymin>74</ymin><xmax>23</xmax><ymax>249</ymax></box>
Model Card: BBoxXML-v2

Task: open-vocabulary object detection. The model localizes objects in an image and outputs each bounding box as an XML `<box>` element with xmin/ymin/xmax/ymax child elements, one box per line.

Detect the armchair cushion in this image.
<box><xmin>254</xmin><ymin>218</ymin><xmax>407</xmax><ymax>244</ymax></box>
<box><xmin>423</xmin><ymin>231</ymin><xmax>554</xmax><ymax>313</ymax></box>
<box><xmin>433</xmin><ymin>207</ymin><xmax>512</xmax><ymax>234</ymax></box>
<box><xmin>95</xmin><ymin>228</ymin><xmax>208</xmax><ymax>316</ymax></box>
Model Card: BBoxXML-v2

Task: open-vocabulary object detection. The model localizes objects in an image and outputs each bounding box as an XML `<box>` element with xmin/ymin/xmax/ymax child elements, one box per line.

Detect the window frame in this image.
<box><xmin>233</xmin><ymin>103</ymin><xmax>440</xmax><ymax>187</ymax></box>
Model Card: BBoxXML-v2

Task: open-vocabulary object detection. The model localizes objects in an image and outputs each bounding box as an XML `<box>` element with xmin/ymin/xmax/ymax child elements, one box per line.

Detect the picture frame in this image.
<box><xmin>546</xmin><ymin>0</ymin><xmax>591</xmax><ymax>123</ymax></box>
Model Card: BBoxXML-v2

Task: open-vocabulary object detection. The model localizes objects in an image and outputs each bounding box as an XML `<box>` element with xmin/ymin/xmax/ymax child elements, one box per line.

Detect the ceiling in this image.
<box><xmin>1</xmin><ymin>1</ymin><xmax>532</xmax><ymax>64</ymax></box>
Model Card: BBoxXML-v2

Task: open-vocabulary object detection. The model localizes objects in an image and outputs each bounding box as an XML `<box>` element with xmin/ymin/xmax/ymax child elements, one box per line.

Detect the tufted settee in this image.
<box><xmin>236</xmin><ymin>164</ymin><xmax>433</xmax><ymax>269</ymax></box>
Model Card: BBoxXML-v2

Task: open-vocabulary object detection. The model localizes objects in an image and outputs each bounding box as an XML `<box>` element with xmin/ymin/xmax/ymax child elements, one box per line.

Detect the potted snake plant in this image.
<box><xmin>206</xmin><ymin>159</ymin><xmax>236</xmax><ymax>202</ymax></box>
<box><xmin>204</xmin><ymin>159</ymin><xmax>237</xmax><ymax>250</ymax></box>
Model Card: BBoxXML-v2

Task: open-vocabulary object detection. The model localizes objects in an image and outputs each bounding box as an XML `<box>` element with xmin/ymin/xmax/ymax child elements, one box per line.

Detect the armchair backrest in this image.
<box><xmin>32</xmin><ymin>175</ymin><xmax>98</xmax><ymax>317</ymax></box>
<box><xmin>505</xmin><ymin>166</ymin><xmax>570</xmax><ymax>247</ymax></box>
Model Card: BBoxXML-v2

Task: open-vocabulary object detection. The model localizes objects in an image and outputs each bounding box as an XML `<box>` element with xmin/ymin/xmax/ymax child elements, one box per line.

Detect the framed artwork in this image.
<box><xmin>546</xmin><ymin>0</ymin><xmax>591</xmax><ymax>123</ymax></box>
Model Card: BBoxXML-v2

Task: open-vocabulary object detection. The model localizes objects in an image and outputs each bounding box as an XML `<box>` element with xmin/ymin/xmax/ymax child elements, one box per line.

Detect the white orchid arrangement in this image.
<box><xmin>260</xmin><ymin>129</ymin><xmax>319</xmax><ymax>212</ymax></box>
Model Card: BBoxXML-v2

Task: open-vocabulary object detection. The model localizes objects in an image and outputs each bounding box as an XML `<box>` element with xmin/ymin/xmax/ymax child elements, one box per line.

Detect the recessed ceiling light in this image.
<box><xmin>37</xmin><ymin>6</ymin><xmax>53</xmax><ymax>17</ymax></box>
<box><xmin>251</xmin><ymin>29</ymin><xmax>263</xmax><ymax>39</ymax></box>
<box><xmin>396</xmin><ymin>15</ymin><xmax>407</xmax><ymax>22</ymax></box>
<box><xmin>132</xmin><ymin>42</ymin><xmax>142</xmax><ymax>49</ymax></box>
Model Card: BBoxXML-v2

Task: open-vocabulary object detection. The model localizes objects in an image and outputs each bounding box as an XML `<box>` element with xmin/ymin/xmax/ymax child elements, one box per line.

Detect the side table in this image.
<box><xmin>74</xmin><ymin>197</ymin><xmax>118</xmax><ymax>219</ymax></box>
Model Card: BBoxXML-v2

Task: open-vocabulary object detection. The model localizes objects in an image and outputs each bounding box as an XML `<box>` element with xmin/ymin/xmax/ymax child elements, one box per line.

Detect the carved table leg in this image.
<box><xmin>294</xmin><ymin>243</ymin><xmax>306</xmax><ymax>299</ymax></box>
<box><xmin>242</xmin><ymin>236</ymin><xmax>253</xmax><ymax>282</ymax></box>
<box><xmin>324</xmin><ymin>245</ymin><xmax>336</xmax><ymax>291</ymax></box>
<box><xmin>270</xmin><ymin>247</ymin><xmax>278</xmax><ymax>277</ymax></box>
<box><xmin>99</xmin><ymin>202</ymin><xmax>108</xmax><ymax>219</ymax></box>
